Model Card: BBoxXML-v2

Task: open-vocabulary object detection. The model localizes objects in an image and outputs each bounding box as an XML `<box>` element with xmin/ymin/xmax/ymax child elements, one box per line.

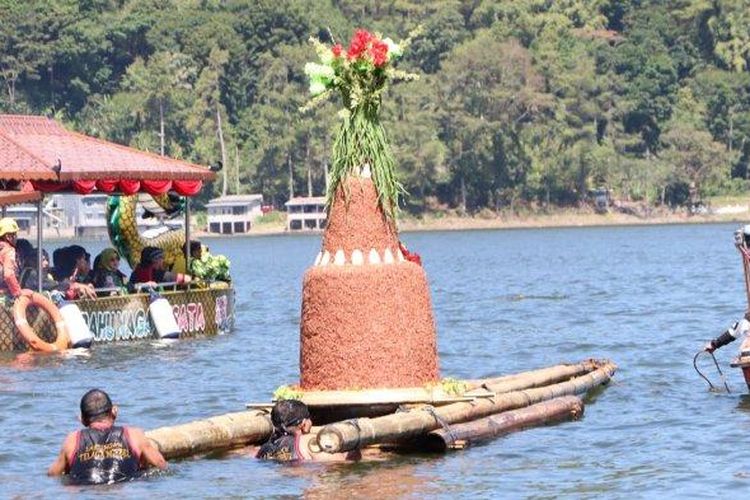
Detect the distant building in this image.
<box><xmin>285</xmin><ymin>196</ymin><xmax>326</xmax><ymax>231</ymax></box>
<box><xmin>206</xmin><ymin>194</ymin><xmax>263</xmax><ymax>234</ymax></box>
<box><xmin>1</xmin><ymin>197</ymin><xmax>65</xmax><ymax>234</ymax></box>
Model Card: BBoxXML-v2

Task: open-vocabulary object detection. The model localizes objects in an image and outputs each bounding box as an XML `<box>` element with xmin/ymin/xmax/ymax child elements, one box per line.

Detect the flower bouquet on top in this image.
<box><xmin>303</xmin><ymin>28</ymin><xmax>420</xmax><ymax>219</ymax></box>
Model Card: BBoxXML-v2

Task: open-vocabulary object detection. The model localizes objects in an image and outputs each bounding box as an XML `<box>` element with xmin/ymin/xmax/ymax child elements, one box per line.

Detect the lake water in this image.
<box><xmin>1</xmin><ymin>223</ymin><xmax>749</xmax><ymax>498</ymax></box>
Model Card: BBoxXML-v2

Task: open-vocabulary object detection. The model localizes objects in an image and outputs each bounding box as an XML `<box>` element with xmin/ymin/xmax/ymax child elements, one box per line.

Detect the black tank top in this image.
<box><xmin>256</xmin><ymin>433</ymin><xmax>303</xmax><ymax>461</ymax></box>
<box><xmin>68</xmin><ymin>426</ymin><xmax>140</xmax><ymax>485</ymax></box>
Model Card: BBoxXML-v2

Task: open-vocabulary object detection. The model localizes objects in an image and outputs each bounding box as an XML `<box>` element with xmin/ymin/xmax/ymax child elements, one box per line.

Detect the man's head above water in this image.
<box><xmin>271</xmin><ymin>399</ymin><xmax>311</xmax><ymax>434</ymax></box>
<box><xmin>80</xmin><ymin>389</ymin><xmax>116</xmax><ymax>426</ymax></box>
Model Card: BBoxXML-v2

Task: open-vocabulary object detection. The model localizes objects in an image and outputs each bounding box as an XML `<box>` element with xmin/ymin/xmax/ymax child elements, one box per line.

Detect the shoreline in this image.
<box><xmin>215</xmin><ymin>209</ymin><xmax>750</xmax><ymax>238</ymax></box>
<box><xmin>25</xmin><ymin>209</ymin><xmax>750</xmax><ymax>242</ymax></box>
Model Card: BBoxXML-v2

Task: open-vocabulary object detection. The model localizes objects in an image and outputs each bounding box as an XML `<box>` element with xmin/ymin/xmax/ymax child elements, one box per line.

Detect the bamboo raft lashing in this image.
<box><xmin>142</xmin><ymin>359</ymin><xmax>616</xmax><ymax>461</ymax></box>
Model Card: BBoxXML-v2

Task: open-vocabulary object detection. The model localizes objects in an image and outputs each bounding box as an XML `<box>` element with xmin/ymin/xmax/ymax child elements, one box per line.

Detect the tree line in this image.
<box><xmin>1</xmin><ymin>0</ymin><xmax>749</xmax><ymax>213</ymax></box>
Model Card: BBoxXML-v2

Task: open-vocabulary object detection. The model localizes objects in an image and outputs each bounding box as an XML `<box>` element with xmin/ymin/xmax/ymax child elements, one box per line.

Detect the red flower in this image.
<box><xmin>332</xmin><ymin>43</ymin><xmax>343</xmax><ymax>57</ymax></box>
<box><xmin>347</xmin><ymin>29</ymin><xmax>373</xmax><ymax>60</ymax></box>
<box><xmin>370</xmin><ymin>40</ymin><xmax>389</xmax><ymax>67</ymax></box>
<box><xmin>399</xmin><ymin>242</ymin><xmax>422</xmax><ymax>266</ymax></box>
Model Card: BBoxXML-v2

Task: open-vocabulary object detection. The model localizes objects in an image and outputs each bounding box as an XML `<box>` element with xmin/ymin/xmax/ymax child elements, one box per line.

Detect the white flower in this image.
<box><xmin>319</xmin><ymin>48</ymin><xmax>334</xmax><ymax>65</ymax></box>
<box><xmin>383</xmin><ymin>38</ymin><xmax>402</xmax><ymax>59</ymax></box>
<box><xmin>309</xmin><ymin>80</ymin><xmax>327</xmax><ymax>96</ymax></box>
<box><xmin>304</xmin><ymin>62</ymin><xmax>335</xmax><ymax>80</ymax></box>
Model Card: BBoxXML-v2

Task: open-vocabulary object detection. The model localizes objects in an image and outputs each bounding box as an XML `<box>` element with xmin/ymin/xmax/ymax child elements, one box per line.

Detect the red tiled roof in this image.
<box><xmin>0</xmin><ymin>115</ymin><xmax>215</xmax><ymax>182</ymax></box>
<box><xmin>0</xmin><ymin>190</ymin><xmax>41</xmax><ymax>206</ymax></box>
<box><xmin>0</xmin><ymin>128</ymin><xmax>56</xmax><ymax>181</ymax></box>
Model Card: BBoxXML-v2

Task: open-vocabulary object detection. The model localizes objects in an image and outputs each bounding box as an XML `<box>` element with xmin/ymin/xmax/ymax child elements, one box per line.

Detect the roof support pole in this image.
<box><xmin>185</xmin><ymin>197</ymin><xmax>191</xmax><ymax>274</ymax></box>
<box><xmin>36</xmin><ymin>195</ymin><xmax>44</xmax><ymax>292</ymax></box>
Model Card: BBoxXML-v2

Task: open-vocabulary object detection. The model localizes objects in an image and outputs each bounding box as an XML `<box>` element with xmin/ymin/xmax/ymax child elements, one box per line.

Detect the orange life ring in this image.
<box><xmin>13</xmin><ymin>291</ymin><xmax>70</xmax><ymax>352</ymax></box>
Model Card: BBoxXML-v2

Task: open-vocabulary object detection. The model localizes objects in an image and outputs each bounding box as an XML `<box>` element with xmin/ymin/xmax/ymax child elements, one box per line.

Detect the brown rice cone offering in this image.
<box><xmin>320</xmin><ymin>177</ymin><xmax>400</xmax><ymax>258</ymax></box>
<box><xmin>299</xmin><ymin>177</ymin><xmax>440</xmax><ymax>390</ymax></box>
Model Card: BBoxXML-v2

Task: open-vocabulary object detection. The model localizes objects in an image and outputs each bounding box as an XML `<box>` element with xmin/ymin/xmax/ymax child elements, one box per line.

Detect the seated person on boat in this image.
<box><xmin>186</xmin><ymin>240</ymin><xmax>203</xmax><ymax>275</ymax></box>
<box><xmin>20</xmin><ymin>249</ymin><xmax>58</xmax><ymax>291</ymax></box>
<box><xmin>52</xmin><ymin>245</ymin><xmax>97</xmax><ymax>299</ymax></box>
<box><xmin>256</xmin><ymin>400</ymin><xmax>359</xmax><ymax>462</ymax></box>
<box><xmin>15</xmin><ymin>238</ymin><xmax>34</xmax><ymax>271</ymax></box>
<box><xmin>0</xmin><ymin>218</ymin><xmax>22</xmax><ymax>298</ymax></box>
<box><xmin>48</xmin><ymin>388</ymin><xmax>167</xmax><ymax>485</ymax></box>
<box><xmin>91</xmin><ymin>248</ymin><xmax>128</xmax><ymax>291</ymax></box>
<box><xmin>130</xmin><ymin>246</ymin><xmax>192</xmax><ymax>289</ymax></box>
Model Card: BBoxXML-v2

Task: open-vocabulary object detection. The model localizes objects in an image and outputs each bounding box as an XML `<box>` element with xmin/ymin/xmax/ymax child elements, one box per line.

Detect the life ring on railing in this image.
<box><xmin>13</xmin><ymin>291</ymin><xmax>70</xmax><ymax>352</ymax></box>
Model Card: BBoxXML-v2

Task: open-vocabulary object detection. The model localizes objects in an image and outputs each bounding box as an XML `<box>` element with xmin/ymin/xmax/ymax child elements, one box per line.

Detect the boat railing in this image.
<box><xmin>132</xmin><ymin>281</ymin><xmax>200</xmax><ymax>293</ymax></box>
<box><xmin>92</xmin><ymin>286</ymin><xmax>126</xmax><ymax>296</ymax></box>
<box><xmin>85</xmin><ymin>280</ymin><xmax>229</xmax><ymax>300</ymax></box>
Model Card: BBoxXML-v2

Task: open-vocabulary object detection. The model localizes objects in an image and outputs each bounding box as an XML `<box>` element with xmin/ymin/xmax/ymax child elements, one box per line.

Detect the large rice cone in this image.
<box><xmin>299</xmin><ymin>177</ymin><xmax>440</xmax><ymax>390</ymax></box>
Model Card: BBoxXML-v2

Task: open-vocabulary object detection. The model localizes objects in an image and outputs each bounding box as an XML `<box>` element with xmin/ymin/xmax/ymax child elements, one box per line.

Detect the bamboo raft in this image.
<box><xmin>144</xmin><ymin>359</ymin><xmax>616</xmax><ymax>461</ymax></box>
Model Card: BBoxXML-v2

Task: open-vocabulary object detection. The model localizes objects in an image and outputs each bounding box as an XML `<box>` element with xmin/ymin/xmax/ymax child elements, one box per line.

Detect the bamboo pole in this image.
<box><xmin>422</xmin><ymin>395</ymin><xmax>584</xmax><ymax>452</ymax></box>
<box><xmin>316</xmin><ymin>359</ymin><xmax>616</xmax><ymax>453</ymax></box>
<box><xmin>465</xmin><ymin>359</ymin><xmax>601</xmax><ymax>394</ymax></box>
<box><xmin>145</xmin><ymin>410</ymin><xmax>272</xmax><ymax>460</ymax></box>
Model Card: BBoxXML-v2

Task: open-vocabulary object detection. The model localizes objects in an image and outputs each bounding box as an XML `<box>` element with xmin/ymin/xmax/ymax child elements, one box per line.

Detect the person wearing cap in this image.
<box><xmin>129</xmin><ymin>246</ymin><xmax>192</xmax><ymax>288</ymax></box>
<box><xmin>256</xmin><ymin>400</ymin><xmax>360</xmax><ymax>462</ymax></box>
<box><xmin>48</xmin><ymin>388</ymin><xmax>167</xmax><ymax>484</ymax></box>
<box><xmin>0</xmin><ymin>217</ymin><xmax>23</xmax><ymax>298</ymax></box>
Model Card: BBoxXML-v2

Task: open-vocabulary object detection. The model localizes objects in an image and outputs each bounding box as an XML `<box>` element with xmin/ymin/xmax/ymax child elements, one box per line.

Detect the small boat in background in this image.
<box><xmin>0</xmin><ymin>114</ymin><xmax>234</xmax><ymax>353</ymax></box>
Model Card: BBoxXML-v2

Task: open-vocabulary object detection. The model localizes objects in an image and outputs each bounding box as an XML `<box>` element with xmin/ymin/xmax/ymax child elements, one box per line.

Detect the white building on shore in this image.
<box><xmin>285</xmin><ymin>196</ymin><xmax>326</xmax><ymax>231</ymax></box>
<box><xmin>206</xmin><ymin>194</ymin><xmax>263</xmax><ymax>234</ymax></box>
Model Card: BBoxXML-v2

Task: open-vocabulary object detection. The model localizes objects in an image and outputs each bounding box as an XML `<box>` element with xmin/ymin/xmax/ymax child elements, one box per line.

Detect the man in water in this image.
<box><xmin>48</xmin><ymin>389</ymin><xmax>167</xmax><ymax>484</ymax></box>
<box><xmin>256</xmin><ymin>400</ymin><xmax>360</xmax><ymax>462</ymax></box>
<box><xmin>704</xmin><ymin>310</ymin><xmax>750</xmax><ymax>355</ymax></box>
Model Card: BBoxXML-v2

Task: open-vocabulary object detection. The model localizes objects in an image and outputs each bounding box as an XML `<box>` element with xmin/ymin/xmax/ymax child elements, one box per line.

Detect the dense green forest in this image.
<box><xmin>1</xmin><ymin>0</ymin><xmax>749</xmax><ymax>213</ymax></box>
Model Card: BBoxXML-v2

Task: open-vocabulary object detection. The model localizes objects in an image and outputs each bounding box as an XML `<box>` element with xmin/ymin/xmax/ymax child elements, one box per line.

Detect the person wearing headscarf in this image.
<box><xmin>91</xmin><ymin>248</ymin><xmax>127</xmax><ymax>290</ymax></box>
<box><xmin>129</xmin><ymin>246</ymin><xmax>192</xmax><ymax>288</ymax></box>
<box><xmin>256</xmin><ymin>400</ymin><xmax>360</xmax><ymax>462</ymax></box>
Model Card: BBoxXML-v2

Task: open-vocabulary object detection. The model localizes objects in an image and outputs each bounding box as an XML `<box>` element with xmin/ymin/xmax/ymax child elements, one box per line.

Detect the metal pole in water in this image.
<box><xmin>36</xmin><ymin>195</ymin><xmax>44</xmax><ymax>292</ymax></box>
<box><xmin>185</xmin><ymin>197</ymin><xmax>191</xmax><ymax>274</ymax></box>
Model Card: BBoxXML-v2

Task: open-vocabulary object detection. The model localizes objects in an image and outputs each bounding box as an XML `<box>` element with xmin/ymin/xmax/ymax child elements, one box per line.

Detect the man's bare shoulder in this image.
<box><xmin>124</xmin><ymin>426</ymin><xmax>148</xmax><ymax>442</ymax></box>
<box><xmin>62</xmin><ymin>431</ymin><xmax>79</xmax><ymax>446</ymax></box>
<box><xmin>58</xmin><ymin>430</ymin><xmax>79</xmax><ymax>456</ymax></box>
